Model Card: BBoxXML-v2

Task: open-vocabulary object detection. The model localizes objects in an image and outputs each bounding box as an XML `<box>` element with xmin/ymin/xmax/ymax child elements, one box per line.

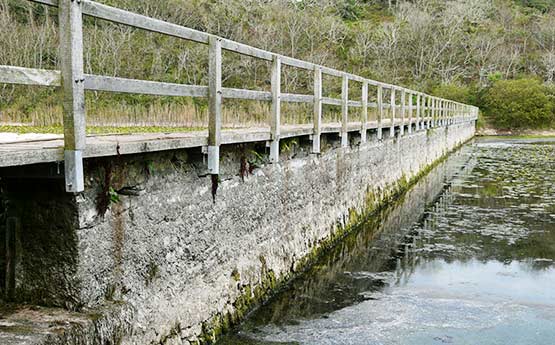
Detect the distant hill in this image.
<box><xmin>2</xmin><ymin>0</ymin><xmax>555</xmax><ymax>129</ymax></box>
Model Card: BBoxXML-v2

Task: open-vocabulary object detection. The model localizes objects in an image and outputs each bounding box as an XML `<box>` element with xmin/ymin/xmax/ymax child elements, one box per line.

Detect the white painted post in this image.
<box><xmin>208</xmin><ymin>36</ymin><xmax>222</xmax><ymax>174</ymax></box>
<box><xmin>59</xmin><ymin>0</ymin><xmax>86</xmax><ymax>193</ymax></box>
<box><xmin>312</xmin><ymin>66</ymin><xmax>322</xmax><ymax>154</ymax></box>
<box><xmin>361</xmin><ymin>81</ymin><xmax>368</xmax><ymax>143</ymax></box>
<box><xmin>400</xmin><ymin>89</ymin><xmax>405</xmax><ymax>136</ymax></box>
<box><xmin>377</xmin><ymin>85</ymin><xmax>383</xmax><ymax>140</ymax></box>
<box><xmin>407</xmin><ymin>92</ymin><xmax>413</xmax><ymax>134</ymax></box>
<box><xmin>341</xmin><ymin>74</ymin><xmax>349</xmax><ymax>148</ymax></box>
<box><xmin>390</xmin><ymin>88</ymin><xmax>396</xmax><ymax>138</ymax></box>
<box><xmin>270</xmin><ymin>55</ymin><xmax>281</xmax><ymax>162</ymax></box>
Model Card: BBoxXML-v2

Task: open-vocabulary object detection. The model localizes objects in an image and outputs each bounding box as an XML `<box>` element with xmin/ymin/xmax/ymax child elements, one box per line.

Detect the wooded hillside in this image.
<box><xmin>2</xmin><ymin>0</ymin><xmax>555</xmax><ymax>129</ymax></box>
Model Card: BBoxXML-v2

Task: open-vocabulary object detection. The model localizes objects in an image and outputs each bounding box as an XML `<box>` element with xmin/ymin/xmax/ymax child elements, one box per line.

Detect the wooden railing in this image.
<box><xmin>0</xmin><ymin>0</ymin><xmax>479</xmax><ymax>192</ymax></box>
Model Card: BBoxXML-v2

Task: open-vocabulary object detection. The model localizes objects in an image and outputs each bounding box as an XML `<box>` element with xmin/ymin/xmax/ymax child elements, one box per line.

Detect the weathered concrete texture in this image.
<box><xmin>0</xmin><ymin>179</ymin><xmax>80</xmax><ymax>309</ymax></box>
<box><xmin>0</xmin><ymin>302</ymin><xmax>134</xmax><ymax>345</ymax></box>
<box><xmin>0</xmin><ymin>121</ymin><xmax>475</xmax><ymax>344</ymax></box>
<box><xmin>75</xmin><ymin>121</ymin><xmax>474</xmax><ymax>344</ymax></box>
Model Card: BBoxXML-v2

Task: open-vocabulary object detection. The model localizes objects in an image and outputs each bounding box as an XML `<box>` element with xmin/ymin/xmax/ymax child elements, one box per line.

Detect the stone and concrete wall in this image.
<box><xmin>0</xmin><ymin>121</ymin><xmax>475</xmax><ymax>344</ymax></box>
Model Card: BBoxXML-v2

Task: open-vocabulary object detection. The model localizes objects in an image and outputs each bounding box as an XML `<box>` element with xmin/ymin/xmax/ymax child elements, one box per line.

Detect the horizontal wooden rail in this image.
<box><xmin>222</xmin><ymin>88</ymin><xmax>271</xmax><ymax>101</ymax></box>
<box><xmin>85</xmin><ymin>75</ymin><xmax>209</xmax><ymax>97</ymax></box>
<box><xmin>0</xmin><ymin>65</ymin><xmax>61</xmax><ymax>86</ymax></box>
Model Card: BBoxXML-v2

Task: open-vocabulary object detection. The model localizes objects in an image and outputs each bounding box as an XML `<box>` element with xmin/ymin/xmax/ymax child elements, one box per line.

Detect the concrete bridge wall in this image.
<box><xmin>0</xmin><ymin>122</ymin><xmax>475</xmax><ymax>344</ymax></box>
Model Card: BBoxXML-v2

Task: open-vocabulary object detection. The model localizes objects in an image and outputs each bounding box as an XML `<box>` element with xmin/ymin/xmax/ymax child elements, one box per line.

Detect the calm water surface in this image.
<box><xmin>218</xmin><ymin>137</ymin><xmax>555</xmax><ymax>345</ymax></box>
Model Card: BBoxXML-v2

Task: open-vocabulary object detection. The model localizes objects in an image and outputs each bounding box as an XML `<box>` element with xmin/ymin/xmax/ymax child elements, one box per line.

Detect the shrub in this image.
<box><xmin>431</xmin><ymin>84</ymin><xmax>475</xmax><ymax>105</ymax></box>
<box><xmin>482</xmin><ymin>78</ymin><xmax>554</xmax><ymax>129</ymax></box>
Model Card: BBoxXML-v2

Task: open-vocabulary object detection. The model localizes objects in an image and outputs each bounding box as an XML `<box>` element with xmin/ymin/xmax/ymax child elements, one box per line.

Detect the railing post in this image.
<box><xmin>437</xmin><ymin>99</ymin><xmax>442</xmax><ymax>126</ymax></box>
<box><xmin>360</xmin><ymin>81</ymin><xmax>368</xmax><ymax>143</ymax></box>
<box><xmin>447</xmin><ymin>102</ymin><xmax>451</xmax><ymax>125</ymax></box>
<box><xmin>416</xmin><ymin>93</ymin><xmax>421</xmax><ymax>130</ymax></box>
<box><xmin>432</xmin><ymin>97</ymin><xmax>438</xmax><ymax>128</ymax></box>
<box><xmin>312</xmin><ymin>66</ymin><xmax>322</xmax><ymax>154</ymax></box>
<box><xmin>443</xmin><ymin>101</ymin><xmax>447</xmax><ymax>126</ymax></box>
<box><xmin>341</xmin><ymin>74</ymin><xmax>349</xmax><ymax>148</ymax></box>
<box><xmin>390</xmin><ymin>88</ymin><xmax>396</xmax><ymax>138</ymax></box>
<box><xmin>59</xmin><ymin>0</ymin><xmax>86</xmax><ymax>193</ymax></box>
<box><xmin>431</xmin><ymin>97</ymin><xmax>434</xmax><ymax>128</ymax></box>
<box><xmin>208</xmin><ymin>36</ymin><xmax>222</xmax><ymax>174</ymax></box>
<box><xmin>270</xmin><ymin>55</ymin><xmax>281</xmax><ymax>162</ymax></box>
<box><xmin>441</xmin><ymin>99</ymin><xmax>445</xmax><ymax>126</ymax></box>
<box><xmin>407</xmin><ymin>91</ymin><xmax>413</xmax><ymax>134</ymax></box>
<box><xmin>427</xmin><ymin>96</ymin><xmax>434</xmax><ymax>129</ymax></box>
<box><xmin>377</xmin><ymin>85</ymin><xmax>383</xmax><ymax>140</ymax></box>
<box><xmin>424</xmin><ymin>95</ymin><xmax>428</xmax><ymax>129</ymax></box>
<box><xmin>400</xmin><ymin>89</ymin><xmax>405</xmax><ymax>136</ymax></box>
<box><xmin>446</xmin><ymin>100</ymin><xmax>449</xmax><ymax>125</ymax></box>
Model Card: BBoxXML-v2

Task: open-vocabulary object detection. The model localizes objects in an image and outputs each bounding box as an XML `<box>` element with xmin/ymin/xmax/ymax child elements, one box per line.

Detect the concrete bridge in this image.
<box><xmin>0</xmin><ymin>1</ymin><xmax>477</xmax><ymax>344</ymax></box>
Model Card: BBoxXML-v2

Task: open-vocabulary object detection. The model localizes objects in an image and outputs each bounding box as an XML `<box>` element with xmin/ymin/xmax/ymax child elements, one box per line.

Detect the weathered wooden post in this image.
<box><xmin>59</xmin><ymin>0</ymin><xmax>86</xmax><ymax>193</ymax></box>
<box><xmin>360</xmin><ymin>81</ymin><xmax>368</xmax><ymax>143</ymax></box>
<box><xmin>447</xmin><ymin>101</ymin><xmax>451</xmax><ymax>125</ymax></box>
<box><xmin>312</xmin><ymin>66</ymin><xmax>322</xmax><ymax>154</ymax></box>
<box><xmin>270</xmin><ymin>55</ymin><xmax>281</xmax><ymax>162</ymax></box>
<box><xmin>390</xmin><ymin>88</ymin><xmax>396</xmax><ymax>138</ymax></box>
<box><xmin>426</xmin><ymin>96</ymin><xmax>434</xmax><ymax>129</ymax></box>
<box><xmin>400</xmin><ymin>89</ymin><xmax>405</xmax><ymax>136</ymax></box>
<box><xmin>442</xmin><ymin>100</ymin><xmax>446</xmax><ymax>126</ymax></box>
<box><xmin>407</xmin><ymin>91</ymin><xmax>413</xmax><ymax>134</ymax></box>
<box><xmin>341</xmin><ymin>74</ymin><xmax>349</xmax><ymax>148</ymax></box>
<box><xmin>377</xmin><ymin>85</ymin><xmax>383</xmax><ymax>140</ymax></box>
<box><xmin>431</xmin><ymin>97</ymin><xmax>436</xmax><ymax>127</ymax></box>
<box><xmin>417</xmin><ymin>93</ymin><xmax>422</xmax><ymax>130</ymax></box>
<box><xmin>443</xmin><ymin>100</ymin><xmax>447</xmax><ymax>126</ymax></box>
<box><xmin>449</xmin><ymin>101</ymin><xmax>452</xmax><ymax>124</ymax></box>
<box><xmin>208</xmin><ymin>36</ymin><xmax>222</xmax><ymax>173</ymax></box>
<box><xmin>438</xmin><ymin>99</ymin><xmax>442</xmax><ymax>126</ymax></box>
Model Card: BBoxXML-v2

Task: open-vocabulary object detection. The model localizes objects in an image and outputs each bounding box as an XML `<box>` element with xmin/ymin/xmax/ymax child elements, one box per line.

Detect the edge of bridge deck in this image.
<box><xmin>0</xmin><ymin>120</ymin><xmax>407</xmax><ymax>168</ymax></box>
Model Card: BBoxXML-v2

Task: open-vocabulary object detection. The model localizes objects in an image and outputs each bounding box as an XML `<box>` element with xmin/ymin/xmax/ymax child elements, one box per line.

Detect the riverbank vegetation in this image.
<box><xmin>3</xmin><ymin>0</ymin><xmax>555</xmax><ymax>131</ymax></box>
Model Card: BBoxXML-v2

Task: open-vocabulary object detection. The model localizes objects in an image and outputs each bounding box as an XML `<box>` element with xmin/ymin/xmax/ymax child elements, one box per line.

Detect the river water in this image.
<box><xmin>217</xmin><ymin>137</ymin><xmax>555</xmax><ymax>345</ymax></box>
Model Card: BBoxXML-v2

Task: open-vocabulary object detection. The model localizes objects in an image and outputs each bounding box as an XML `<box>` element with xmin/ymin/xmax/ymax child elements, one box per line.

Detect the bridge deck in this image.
<box><xmin>0</xmin><ymin>119</ymin><xmax>422</xmax><ymax>167</ymax></box>
<box><xmin>0</xmin><ymin>119</ymin><xmax>427</xmax><ymax>168</ymax></box>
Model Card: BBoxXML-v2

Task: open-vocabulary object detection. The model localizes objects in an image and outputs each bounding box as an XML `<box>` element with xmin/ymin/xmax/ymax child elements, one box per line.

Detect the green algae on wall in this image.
<box><xmin>192</xmin><ymin>134</ymin><xmax>474</xmax><ymax>345</ymax></box>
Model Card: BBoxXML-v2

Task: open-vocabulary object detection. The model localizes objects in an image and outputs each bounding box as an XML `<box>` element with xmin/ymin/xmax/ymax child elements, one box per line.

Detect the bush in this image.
<box><xmin>482</xmin><ymin>78</ymin><xmax>554</xmax><ymax>129</ymax></box>
<box><xmin>431</xmin><ymin>84</ymin><xmax>476</xmax><ymax>105</ymax></box>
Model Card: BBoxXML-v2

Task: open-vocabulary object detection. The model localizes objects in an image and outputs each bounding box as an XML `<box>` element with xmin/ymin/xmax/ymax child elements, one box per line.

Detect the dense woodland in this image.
<box><xmin>2</xmin><ymin>0</ymin><xmax>555</xmax><ymax>130</ymax></box>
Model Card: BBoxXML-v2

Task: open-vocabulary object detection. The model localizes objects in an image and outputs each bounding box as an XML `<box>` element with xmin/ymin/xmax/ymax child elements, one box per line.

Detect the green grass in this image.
<box><xmin>0</xmin><ymin>125</ymin><xmax>207</xmax><ymax>135</ymax></box>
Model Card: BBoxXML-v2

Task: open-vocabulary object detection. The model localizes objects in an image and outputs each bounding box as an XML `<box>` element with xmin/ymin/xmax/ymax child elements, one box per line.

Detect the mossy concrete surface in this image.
<box><xmin>0</xmin><ymin>121</ymin><xmax>475</xmax><ymax>344</ymax></box>
<box><xmin>0</xmin><ymin>302</ymin><xmax>133</xmax><ymax>345</ymax></box>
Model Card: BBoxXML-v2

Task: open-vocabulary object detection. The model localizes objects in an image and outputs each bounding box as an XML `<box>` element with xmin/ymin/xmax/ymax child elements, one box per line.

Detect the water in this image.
<box><xmin>217</xmin><ymin>137</ymin><xmax>555</xmax><ymax>345</ymax></box>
